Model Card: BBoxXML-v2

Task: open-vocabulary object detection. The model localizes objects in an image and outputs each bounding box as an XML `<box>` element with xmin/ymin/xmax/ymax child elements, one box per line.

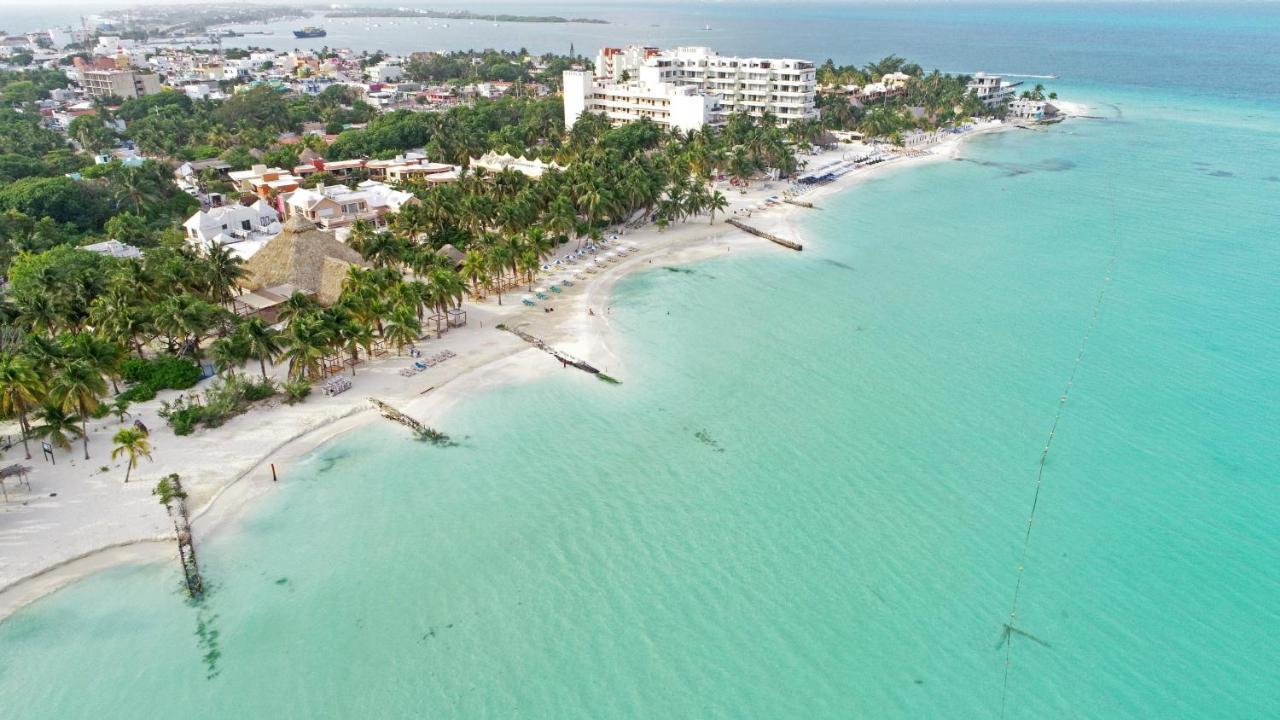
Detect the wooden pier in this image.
<box><xmin>783</xmin><ymin>199</ymin><xmax>816</xmax><ymax>209</ymax></box>
<box><xmin>726</xmin><ymin>219</ymin><xmax>803</xmax><ymax>251</ymax></box>
<box><xmin>500</xmin><ymin>326</ymin><xmax>619</xmax><ymax>383</ymax></box>
<box><xmin>370</xmin><ymin>398</ymin><xmax>453</xmax><ymax>444</ymax></box>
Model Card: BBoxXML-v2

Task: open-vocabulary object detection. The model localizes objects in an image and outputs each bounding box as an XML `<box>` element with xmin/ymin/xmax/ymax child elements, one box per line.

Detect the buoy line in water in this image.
<box><xmin>998</xmin><ymin>174</ymin><xmax>1124</xmax><ymax>719</ymax></box>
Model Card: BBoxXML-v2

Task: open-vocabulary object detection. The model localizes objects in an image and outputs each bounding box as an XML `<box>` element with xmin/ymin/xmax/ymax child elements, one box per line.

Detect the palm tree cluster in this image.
<box><xmin>814</xmin><ymin>55</ymin><xmax>1019</xmax><ymax>139</ymax></box>
<box><xmin>374</xmin><ymin>110</ymin><xmax>789</xmax><ymax>280</ymax></box>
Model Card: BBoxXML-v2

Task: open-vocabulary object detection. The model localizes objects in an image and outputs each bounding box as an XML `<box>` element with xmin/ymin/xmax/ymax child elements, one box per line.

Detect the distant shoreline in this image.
<box><xmin>320</xmin><ymin>8</ymin><xmax>609</xmax><ymax>25</ymax></box>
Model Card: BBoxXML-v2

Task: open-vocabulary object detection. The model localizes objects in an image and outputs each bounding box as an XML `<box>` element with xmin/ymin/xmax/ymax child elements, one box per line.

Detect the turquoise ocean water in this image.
<box><xmin>3</xmin><ymin>4</ymin><xmax>1279</xmax><ymax>718</ymax></box>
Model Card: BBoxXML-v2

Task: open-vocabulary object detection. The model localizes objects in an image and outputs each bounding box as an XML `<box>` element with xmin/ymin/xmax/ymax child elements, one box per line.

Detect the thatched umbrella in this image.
<box><xmin>241</xmin><ymin>214</ymin><xmax>368</xmax><ymax>306</ymax></box>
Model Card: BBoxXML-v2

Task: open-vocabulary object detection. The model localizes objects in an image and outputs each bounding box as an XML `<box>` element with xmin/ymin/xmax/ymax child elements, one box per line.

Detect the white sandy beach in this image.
<box><xmin>0</xmin><ymin>109</ymin><xmax>1088</xmax><ymax>621</ymax></box>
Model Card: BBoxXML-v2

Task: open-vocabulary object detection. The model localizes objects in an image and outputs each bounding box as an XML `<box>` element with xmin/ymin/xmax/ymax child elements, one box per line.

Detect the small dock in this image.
<box><xmin>726</xmin><ymin>219</ymin><xmax>803</xmax><ymax>251</ymax></box>
<box><xmin>783</xmin><ymin>199</ymin><xmax>817</xmax><ymax>209</ymax></box>
<box><xmin>370</xmin><ymin>398</ymin><xmax>453</xmax><ymax>445</ymax></box>
<box><xmin>500</xmin><ymin>326</ymin><xmax>619</xmax><ymax>383</ymax></box>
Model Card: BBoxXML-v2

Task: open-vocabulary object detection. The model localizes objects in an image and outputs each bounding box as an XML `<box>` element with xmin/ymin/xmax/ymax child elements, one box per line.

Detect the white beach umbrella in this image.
<box><xmin>535</xmin><ymin>287</ymin><xmax>547</xmax><ymax>293</ymax></box>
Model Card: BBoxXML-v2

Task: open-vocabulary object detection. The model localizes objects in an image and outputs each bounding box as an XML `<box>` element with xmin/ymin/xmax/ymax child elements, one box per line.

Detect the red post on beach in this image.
<box><xmin>271</xmin><ymin>463</ymin><xmax>277</xmax><ymax>482</ymax></box>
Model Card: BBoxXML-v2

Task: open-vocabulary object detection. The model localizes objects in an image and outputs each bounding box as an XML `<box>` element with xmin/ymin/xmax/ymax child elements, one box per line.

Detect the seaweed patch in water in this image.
<box><xmin>1207</xmin><ymin>170</ymin><xmax>1235</xmax><ymax>178</ymax></box>
<box><xmin>694</xmin><ymin>429</ymin><xmax>725</xmax><ymax>452</ymax></box>
<box><xmin>275</xmin><ymin>577</ymin><xmax>289</xmax><ymax>585</ymax></box>
<box><xmin>996</xmin><ymin>623</ymin><xmax>1051</xmax><ymax>650</ymax></box>
<box><xmin>956</xmin><ymin>157</ymin><xmax>1074</xmax><ymax>177</ymax></box>
<box><xmin>315</xmin><ymin>449</ymin><xmax>349</xmax><ymax>474</ymax></box>
<box><xmin>663</xmin><ymin>266</ymin><xmax>697</xmax><ymax>275</ymax></box>
<box><xmin>820</xmin><ymin>258</ymin><xmax>856</xmax><ymax>272</ymax></box>
<box><xmin>414</xmin><ymin>426</ymin><xmax>457</xmax><ymax>447</ymax></box>
<box><xmin>195</xmin><ymin>611</ymin><xmax>223</xmax><ymax>680</ymax></box>
<box><xmin>1264</xmin><ymin>176</ymin><xmax>1280</xmax><ymax>183</ymax></box>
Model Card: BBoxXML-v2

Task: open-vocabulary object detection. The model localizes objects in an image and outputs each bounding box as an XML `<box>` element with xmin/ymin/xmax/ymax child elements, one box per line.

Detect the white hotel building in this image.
<box><xmin>565</xmin><ymin>46</ymin><xmax>818</xmax><ymax>133</ymax></box>
<box><xmin>563</xmin><ymin>70</ymin><xmax>720</xmax><ymax>133</ymax></box>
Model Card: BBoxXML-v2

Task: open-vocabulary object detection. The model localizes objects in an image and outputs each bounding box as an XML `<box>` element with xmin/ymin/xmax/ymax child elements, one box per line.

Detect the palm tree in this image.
<box><xmin>0</xmin><ymin>354</ymin><xmax>43</xmax><ymax>459</ymax></box>
<box><xmin>31</xmin><ymin>403</ymin><xmax>83</xmax><ymax>456</ymax></box>
<box><xmin>707</xmin><ymin>189</ymin><xmax>729</xmax><ymax>224</ymax></box>
<box><xmin>111</xmin><ymin>427</ymin><xmax>152</xmax><ymax>483</ymax></box>
<box><xmin>279</xmin><ymin>314</ymin><xmax>332</xmax><ymax>380</ymax></box>
<box><xmin>275</xmin><ymin>291</ymin><xmax>318</xmax><ymax>328</ymax></box>
<box><xmin>202</xmin><ymin>242</ymin><xmax>247</xmax><ymax>309</ymax></box>
<box><xmin>336</xmin><ymin>316</ymin><xmax>375</xmax><ymax>374</ymax></box>
<box><xmin>89</xmin><ymin>289</ymin><xmax>150</xmax><ymax>357</ymax></box>
<box><xmin>50</xmin><ymin>360</ymin><xmax>107</xmax><ymax>460</ymax></box>
<box><xmin>460</xmin><ymin>249</ymin><xmax>490</xmax><ymax>299</ymax></box>
<box><xmin>209</xmin><ymin>336</ymin><xmax>245</xmax><ymax>377</ymax></box>
<box><xmin>237</xmin><ymin>317</ymin><xmax>282</xmax><ymax>380</ymax></box>
<box><xmin>381</xmin><ymin>306</ymin><xmax>420</xmax><ymax>353</ymax></box>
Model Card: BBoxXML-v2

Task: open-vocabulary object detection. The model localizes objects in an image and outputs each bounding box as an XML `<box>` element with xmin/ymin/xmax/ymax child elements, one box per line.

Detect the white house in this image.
<box><xmin>183</xmin><ymin>200</ymin><xmax>282</xmax><ymax>250</ymax></box>
<box><xmin>368</xmin><ymin>62</ymin><xmax>403</xmax><ymax>84</ymax></box>
<box><xmin>279</xmin><ymin>181</ymin><xmax>416</xmax><ymax>229</ymax></box>
<box><xmin>1008</xmin><ymin>98</ymin><xmax>1058</xmax><ymax>121</ymax></box>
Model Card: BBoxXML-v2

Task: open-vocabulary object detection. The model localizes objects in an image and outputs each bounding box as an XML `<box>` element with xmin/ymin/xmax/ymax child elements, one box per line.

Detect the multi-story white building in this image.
<box><xmin>966</xmin><ymin>73</ymin><xmax>1019</xmax><ymax>108</ymax></box>
<box><xmin>79</xmin><ymin>69</ymin><xmax>162</xmax><ymax>99</ymax></box>
<box><xmin>594</xmin><ymin>46</ymin><xmax>660</xmax><ymax>82</ymax></box>
<box><xmin>183</xmin><ymin>200</ymin><xmax>282</xmax><ymax>249</ymax></box>
<box><xmin>563</xmin><ymin>70</ymin><xmax>720</xmax><ymax>133</ymax></box>
<box><xmin>594</xmin><ymin>46</ymin><xmax>817</xmax><ymax>127</ymax></box>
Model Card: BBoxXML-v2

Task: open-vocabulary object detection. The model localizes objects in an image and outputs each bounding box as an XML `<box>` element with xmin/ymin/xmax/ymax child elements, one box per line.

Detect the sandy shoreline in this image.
<box><xmin>0</xmin><ymin>110</ymin><xmax>1085</xmax><ymax>622</ymax></box>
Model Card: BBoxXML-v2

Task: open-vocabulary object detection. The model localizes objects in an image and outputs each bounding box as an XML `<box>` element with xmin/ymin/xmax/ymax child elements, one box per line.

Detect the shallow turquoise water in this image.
<box><xmin>4</xmin><ymin>8</ymin><xmax>1280</xmax><ymax>719</ymax></box>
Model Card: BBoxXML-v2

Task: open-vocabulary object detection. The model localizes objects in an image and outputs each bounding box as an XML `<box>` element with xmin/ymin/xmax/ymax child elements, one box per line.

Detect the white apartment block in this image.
<box><xmin>967</xmin><ymin>73</ymin><xmax>1019</xmax><ymax>107</ymax></box>
<box><xmin>563</xmin><ymin>70</ymin><xmax>720</xmax><ymax>133</ymax></box>
<box><xmin>79</xmin><ymin>69</ymin><xmax>162</xmax><ymax>99</ymax></box>
<box><xmin>594</xmin><ymin>46</ymin><xmax>660</xmax><ymax>82</ymax></box>
<box><xmin>595</xmin><ymin>46</ymin><xmax>817</xmax><ymax>126</ymax></box>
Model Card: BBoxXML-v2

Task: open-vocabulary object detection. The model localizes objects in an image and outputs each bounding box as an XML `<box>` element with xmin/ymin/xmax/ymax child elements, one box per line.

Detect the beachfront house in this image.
<box><xmin>1008</xmin><ymin>98</ymin><xmax>1058</xmax><ymax>121</ymax></box>
<box><xmin>967</xmin><ymin>73</ymin><xmax>1019</xmax><ymax>108</ymax></box>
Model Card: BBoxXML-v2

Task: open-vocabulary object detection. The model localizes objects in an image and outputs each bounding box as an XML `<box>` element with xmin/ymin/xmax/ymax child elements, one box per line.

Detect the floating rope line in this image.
<box><xmin>998</xmin><ymin>181</ymin><xmax>1123</xmax><ymax>719</ymax></box>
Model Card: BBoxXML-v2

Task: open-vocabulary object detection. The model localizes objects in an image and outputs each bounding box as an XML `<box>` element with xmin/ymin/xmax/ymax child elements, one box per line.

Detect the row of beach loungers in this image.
<box><xmin>527</xmin><ymin>238</ymin><xmax>638</xmax><ymax>306</ymax></box>
<box><xmin>399</xmin><ymin>349</ymin><xmax>456</xmax><ymax>377</ymax></box>
<box><xmin>321</xmin><ymin>375</ymin><xmax>352</xmax><ymax>396</ymax></box>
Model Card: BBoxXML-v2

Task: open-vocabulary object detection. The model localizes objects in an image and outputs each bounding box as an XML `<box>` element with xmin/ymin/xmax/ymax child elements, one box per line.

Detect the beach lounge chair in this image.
<box><xmin>522</xmin><ymin>299</ymin><xmax>536</xmax><ymax>307</ymax></box>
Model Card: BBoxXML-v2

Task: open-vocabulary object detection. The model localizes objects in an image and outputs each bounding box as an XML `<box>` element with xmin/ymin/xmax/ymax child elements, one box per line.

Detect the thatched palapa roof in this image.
<box><xmin>241</xmin><ymin>214</ymin><xmax>367</xmax><ymax>306</ymax></box>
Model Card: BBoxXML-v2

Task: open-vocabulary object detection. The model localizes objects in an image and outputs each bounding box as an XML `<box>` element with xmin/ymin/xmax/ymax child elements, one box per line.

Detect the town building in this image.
<box><xmin>1007</xmin><ymin>98</ymin><xmax>1058</xmax><ymax>121</ymax></box>
<box><xmin>562</xmin><ymin>70</ymin><xmax>720</xmax><ymax>133</ymax></box>
<box><xmin>227</xmin><ymin>165</ymin><xmax>303</xmax><ymax>198</ymax></box>
<box><xmin>278</xmin><ymin>181</ymin><xmax>416</xmax><ymax>230</ymax></box>
<box><xmin>183</xmin><ymin>200</ymin><xmax>282</xmax><ymax>253</ymax></box>
<box><xmin>594</xmin><ymin>46</ymin><xmax>661</xmax><ymax>82</ymax></box>
<box><xmin>78</xmin><ymin>69</ymin><xmax>162</xmax><ymax>99</ymax></box>
<box><xmin>368</xmin><ymin>62</ymin><xmax>403</xmax><ymax>84</ymax></box>
<box><xmin>967</xmin><ymin>73</ymin><xmax>1019</xmax><ymax>108</ymax></box>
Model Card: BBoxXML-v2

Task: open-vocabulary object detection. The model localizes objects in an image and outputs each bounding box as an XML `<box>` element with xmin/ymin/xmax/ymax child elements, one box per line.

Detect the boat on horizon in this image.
<box><xmin>292</xmin><ymin>27</ymin><xmax>327</xmax><ymax>39</ymax></box>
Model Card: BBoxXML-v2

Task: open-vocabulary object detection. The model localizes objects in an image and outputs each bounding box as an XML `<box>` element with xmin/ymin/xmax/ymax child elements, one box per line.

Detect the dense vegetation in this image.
<box><xmin>814</xmin><ymin>54</ymin><xmax>1050</xmax><ymax>140</ymax></box>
